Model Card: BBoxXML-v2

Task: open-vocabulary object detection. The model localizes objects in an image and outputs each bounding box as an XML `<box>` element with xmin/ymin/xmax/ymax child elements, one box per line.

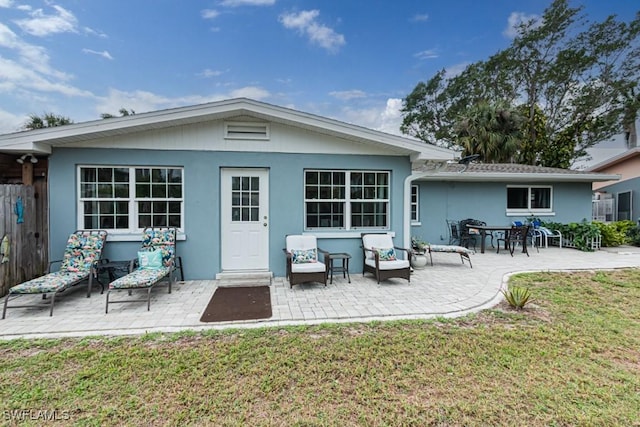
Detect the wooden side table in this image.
<box><xmin>328</xmin><ymin>252</ymin><xmax>351</xmax><ymax>284</ymax></box>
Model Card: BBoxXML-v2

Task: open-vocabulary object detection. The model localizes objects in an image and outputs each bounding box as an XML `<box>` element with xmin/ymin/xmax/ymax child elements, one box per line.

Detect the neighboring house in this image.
<box><xmin>0</xmin><ymin>98</ymin><xmax>620</xmax><ymax>280</ymax></box>
<box><xmin>573</xmin><ymin>117</ymin><xmax>639</xmax><ymax>171</ymax></box>
<box><xmin>587</xmin><ymin>147</ymin><xmax>640</xmax><ymax>223</ymax></box>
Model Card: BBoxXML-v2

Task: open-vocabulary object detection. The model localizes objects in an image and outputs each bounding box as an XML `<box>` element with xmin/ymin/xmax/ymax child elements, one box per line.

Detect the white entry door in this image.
<box><xmin>221</xmin><ymin>168</ymin><xmax>269</xmax><ymax>271</ymax></box>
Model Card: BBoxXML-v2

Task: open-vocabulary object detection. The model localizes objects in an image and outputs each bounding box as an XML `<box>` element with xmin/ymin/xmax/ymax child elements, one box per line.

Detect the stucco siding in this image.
<box><xmin>48</xmin><ymin>147</ymin><xmax>411</xmax><ymax>280</ymax></box>
<box><xmin>411</xmin><ymin>181</ymin><xmax>595</xmax><ymax>245</ymax></box>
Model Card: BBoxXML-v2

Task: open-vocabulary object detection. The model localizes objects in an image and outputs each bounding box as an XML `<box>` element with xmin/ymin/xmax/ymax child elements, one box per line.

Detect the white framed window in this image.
<box><xmin>411</xmin><ymin>185</ymin><xmax>419</xmax><ymax>222</ymax></box>
<box><xmin>506</xmin><ymin>185</ymin><xmax>552</xmax><ymax>214</ymax></box>
<box><xmin>304</xmin><ymin>170</ymin><xmax>390</xmax><ymax>230</ymax></box>
<box><xmin>78</xmin><ymin>166</ymin><xmax>184</xmax><ymax>232</ymax></box>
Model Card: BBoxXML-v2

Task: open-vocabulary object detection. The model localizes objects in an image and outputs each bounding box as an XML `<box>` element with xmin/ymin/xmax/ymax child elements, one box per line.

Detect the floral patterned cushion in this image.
<box><xmin>428</xmin><ymin>245</ymin><xmax>474</xmax><ymax>254</ymax></box>
<box><xmin>10</xmin><ymin>271</ymin><xmax>89</xmax><ymax>294</ymax></box>
<box><xmin>60</xmin><ymin>231</ymin><xmax>107</xmax><ymax>273</ymax></box>
<box><xmin>141</xmin><ymin>229</ymin><xmax>176</xmax><ymax>268</ymax></box>
<box><xmin>291</xmin><ymin>248</ymin><xmax>317</xmax><ymax>264</ymax></box>
<box><xmin>108</xmin><ymin>267</ymin><xmax>171</xmax><ymax>290</ymax></box>
<box><xmin>376</xmin><ymin>247</ymin><xmax>397</xmax><ymax>261</ymax></box>
<box><xmin>108</xmin><ymin>228</ymin><xmax>176</xmax><ymax>290</ymax></box>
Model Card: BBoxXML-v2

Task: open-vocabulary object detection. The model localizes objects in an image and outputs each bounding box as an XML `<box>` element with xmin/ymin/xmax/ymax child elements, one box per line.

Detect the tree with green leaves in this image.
<box><xmin>401</xmin><ymin>0</ymin><xmax>640</xmax><ymax>167</ymax></box>
<box><xmin>455</xmin><ymin>101</ymin><xmax>523</xmax><ymax>162</ymax></box>
<box><xmin>23</xmin><ymin>113</ymin><xmax>73</xmax><ymax>130</ymax></box>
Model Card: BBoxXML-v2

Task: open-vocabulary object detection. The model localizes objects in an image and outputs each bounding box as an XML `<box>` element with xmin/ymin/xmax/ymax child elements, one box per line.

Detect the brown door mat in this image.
<box><xmin>200</xmin><ymin>286</ymin><xmax>272</xmax><ymax>322</ymax></box>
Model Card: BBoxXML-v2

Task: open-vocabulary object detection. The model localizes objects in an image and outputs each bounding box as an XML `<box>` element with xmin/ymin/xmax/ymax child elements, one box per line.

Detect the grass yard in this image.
<box><xmin>1</xmin><ymin>269</ymin><xmax>639</xmax><ymax>426</ymax></box>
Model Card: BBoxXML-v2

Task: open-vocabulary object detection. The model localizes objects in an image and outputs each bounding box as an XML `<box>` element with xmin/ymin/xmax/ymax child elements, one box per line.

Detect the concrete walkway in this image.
<box><xmin>1</xmin><ymin>246</ymin><xmax>639</xmax><ymax>340</ymax></box>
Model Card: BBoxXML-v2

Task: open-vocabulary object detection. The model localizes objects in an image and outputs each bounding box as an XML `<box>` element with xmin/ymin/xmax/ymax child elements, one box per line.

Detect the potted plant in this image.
<box><xmin>411</xmin><ymin>236</ymin><xmax>428</xmax><ymax>254</ymax></box>
<box><xmin>410</xmin><ymin>236</ymin><xmax>429</xmax><ymax>269</ymax></box>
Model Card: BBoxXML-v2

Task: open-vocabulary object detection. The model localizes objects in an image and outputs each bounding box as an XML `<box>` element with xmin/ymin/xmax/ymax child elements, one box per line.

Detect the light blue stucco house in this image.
<box><xmin>0</xmin><ymin>98</ymin><xmax>619</xmax><ymax>280</ymax></box>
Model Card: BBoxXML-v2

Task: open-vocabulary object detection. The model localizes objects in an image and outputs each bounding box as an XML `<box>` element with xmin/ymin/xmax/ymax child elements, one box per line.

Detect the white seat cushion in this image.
<box><xmin>365</xmin><ymin>259</ymin><xmax>409</xmax><ymax>270</ymax></box>
<box><xmin>291</xmin><ymin>262</ymin><xmax>326</xmax><ymax>273</ymax></box>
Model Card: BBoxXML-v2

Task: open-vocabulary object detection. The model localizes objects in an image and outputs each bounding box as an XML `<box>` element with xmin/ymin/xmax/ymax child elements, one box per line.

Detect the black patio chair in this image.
<box><xmin>446</xmin><ymin>219</ymin><xmax>460</xmax><ymax>245</ymax></box>
<box><xmin>497</xmin><ymin>225</ymin><xmax>530</xmax><ymax>256</ymax></box>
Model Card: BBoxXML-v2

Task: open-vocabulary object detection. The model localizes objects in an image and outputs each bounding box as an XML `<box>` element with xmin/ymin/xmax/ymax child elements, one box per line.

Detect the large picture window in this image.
<box><xmin>507</xmin><ymin>185</ymin><xmax>552</xmax><ymax>213</ymax></box>
<box><xmin>79</xmin><ymin>166</ymin><xmax>183</xmax><ymax>231</ymax></box>
<box><xmin>304</xmin><ymin>170</ymin><xmax>390</xmax><ymax>230</ymax></box>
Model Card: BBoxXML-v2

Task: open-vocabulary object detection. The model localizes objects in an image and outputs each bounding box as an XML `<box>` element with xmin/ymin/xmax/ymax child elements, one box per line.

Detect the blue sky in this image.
<box><xmin>0</xmin><ymin>0</ymin><xmax>637</xmax><ymax>135</ymax></box>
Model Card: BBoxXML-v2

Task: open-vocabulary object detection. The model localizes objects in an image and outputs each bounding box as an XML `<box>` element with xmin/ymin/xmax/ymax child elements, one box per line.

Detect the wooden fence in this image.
<box><xmin>0</xmin><ymin>184</ymin><xmax>49</xmax><ymax>297</ymax></box>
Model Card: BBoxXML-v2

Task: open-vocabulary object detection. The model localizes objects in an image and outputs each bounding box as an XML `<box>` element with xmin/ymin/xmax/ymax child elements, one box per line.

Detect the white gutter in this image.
<box><xmin>403</xmin><ymin>162</ymin><xmax>450</xmax><ymax>254</ymax></box>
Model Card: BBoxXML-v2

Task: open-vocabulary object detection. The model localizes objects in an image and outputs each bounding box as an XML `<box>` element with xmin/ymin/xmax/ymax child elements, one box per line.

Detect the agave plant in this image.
<box><xmin>502</xmin><ymin>285</ymin><xmax>531</xmax><ymax>310</ymax></box>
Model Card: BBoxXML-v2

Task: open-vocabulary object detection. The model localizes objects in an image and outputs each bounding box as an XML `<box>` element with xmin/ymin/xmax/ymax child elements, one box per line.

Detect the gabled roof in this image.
<box><xmin>0</xmin><ymin>98</ymin><xmax>455</xmax><ymax>162</ymax></box>
<box><xmin>415</xmin><ymin>162</ymin><xmax>620</xmax><ymax>183</ymax></box>
<box><xmin>586</xmin><ymin>147</ymin><xmax>640</xmax><ymax>172</ymax></box>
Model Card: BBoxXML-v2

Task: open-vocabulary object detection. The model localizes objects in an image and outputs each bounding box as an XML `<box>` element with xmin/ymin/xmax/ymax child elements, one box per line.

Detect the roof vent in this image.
<box><xmin>225</xmin><ymin>122</ymin><xmax>269</xmax><ymax>140</ymax></box>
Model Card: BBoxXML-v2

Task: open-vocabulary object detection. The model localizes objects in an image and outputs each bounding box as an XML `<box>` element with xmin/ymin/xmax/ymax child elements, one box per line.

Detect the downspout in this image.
<box><xmin>403</xmin><ymin>161</ymin><xmax>451</xmax><ymax>254</ymax></box>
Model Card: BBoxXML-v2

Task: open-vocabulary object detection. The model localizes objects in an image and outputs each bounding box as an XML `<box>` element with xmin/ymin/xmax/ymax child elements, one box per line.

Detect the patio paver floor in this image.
<box><xmin>1</xmin><ymin>246</ymin><xmax>639</xmax><ymax>340</ymax></box>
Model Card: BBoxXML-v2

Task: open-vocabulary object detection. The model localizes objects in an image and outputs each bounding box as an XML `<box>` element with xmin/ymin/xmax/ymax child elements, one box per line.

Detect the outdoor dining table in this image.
<box><xmin>466</xmin><ymin>224</ymin><xmax>513</xmax><ymax>254</ymax></box>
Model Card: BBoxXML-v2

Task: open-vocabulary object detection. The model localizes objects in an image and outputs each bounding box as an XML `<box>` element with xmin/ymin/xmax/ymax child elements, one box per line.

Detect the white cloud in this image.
<box><xmin>339</xmin><ymin>98</ymin><xmax>405</xmax><ymax>136</ymax></box>
<box><xmin>377</xmin><ymin>98</ymin><xmax>404</xmax><ymax>135</ymax></box>
<box><xmin>503</xmin><ymin>11</ymin><xmax>540</xmax><ymax>39</ymax></box>
<box><xmin>14</xmin><ymin>5</ymin><xmax>78</xmax><ymax>36</ymax></box>
<box><xmin>219</xmin><ymin>0</ymin><xmax>275</xmax><ymax>6</ymax></box>
<box><xmin>0</xmin><ymin>0</ymin><xmax>13</xmax><ymax>8</ymax></box>
<box><xmin>0</xmin><ymin>56</ymin><xmax>91</xmax><ymax>97</ymax></box>
<box><xmin>83</xmin><ymin>27</ymin><xmax>108</xmax><ymax>38</ymax></box>
<box><xmin>0</xmin><ymin>23</ymin><xmax>70</xmax><ymax>80</ymax></box>
<box><xmin>82</xmin><ymin>48</ymin><xmax>113</xmax><ymax>60</ymax></box>
<box><xmin>329</xmin><ymin>90</ymin><xmax>366</xmax><ymax>101</ymax></box>
<box><xmin>279</xmin><ymin>10</ymin><xmax>345</xmax><ymax>53</ymax></box>
<box><xmin>0</xmin><ymin>108</ymin><xmax>27</xmax><ymax>134</ymax></box>
<box><xmin>95</xmin><ymin>86</ymin><xmax>271</xmax><ymax>117</ymax></box>
<box><xmin>198</xmin><ymin>69</ymin><xmax>225</xmax><ymax>78</ymax></box>
<box><xmin>201</xmin><ymin>9</ymin><xmax>220</xmax><ymax>19</ymax></box>
<box><xmin>411</xmin><ymin>14</ymin><xmax>429</xmax><ymax>22</ymax></box>
<box><xmin>445</xmin><ymin>61</ymin><xmax>470</xmax><ymax>77</ymax></box>
<box><xmin>414</xmin><ymin>49</ymin><xmax>438</xmax><ymax>60</ymax></box>
<box><xmin>229</xmin><ymin>86</ymin><xmax>270</xmax><ymax>99</ymax></box>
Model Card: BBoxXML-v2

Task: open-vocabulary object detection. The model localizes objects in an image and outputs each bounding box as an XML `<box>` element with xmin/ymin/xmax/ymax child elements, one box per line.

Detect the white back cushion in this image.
<box><xmin>362</xmin><ymin>234</ymin><xmax>394</xmax><ymax>250</ymax></box>
<box><xmin>286</xmin><ymin>235</ymin><xmax>317</xmax><ymax>252</ymax></box>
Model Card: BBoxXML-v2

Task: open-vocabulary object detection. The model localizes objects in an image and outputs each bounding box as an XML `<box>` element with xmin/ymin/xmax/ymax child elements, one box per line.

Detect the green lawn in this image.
<box><xmin>1</xmin><ymin>269</ymin><xmax>639</xmax><ymax>426</ymax></box>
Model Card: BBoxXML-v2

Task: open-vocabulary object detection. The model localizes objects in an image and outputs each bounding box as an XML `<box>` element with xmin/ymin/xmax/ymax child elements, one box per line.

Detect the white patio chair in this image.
<box><xmin>361</xmin><ymin>233</ymin><xmax>411</xmax><ymax>284</ymax></box>
<box><xmin>284</xmin><ymin>235</ymin><xmax>329</xmax><ymax>288</ymax></box>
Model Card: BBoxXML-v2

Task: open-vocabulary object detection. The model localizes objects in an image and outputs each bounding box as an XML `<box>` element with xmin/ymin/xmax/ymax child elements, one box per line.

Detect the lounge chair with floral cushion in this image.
<box><xmin>361</xmin><ymin>233</ymin><xmax>412</xmax><ymax>284</ymax></box>
<box><xmin>105</xmin><ymin>227</ymin><xmax>177</xmax><ymax>313</ymax></box>
<box><xmin>2</xmin><ymin>229</ymin><xmax>108</xmax><ymax>318</ymax></box>
<box><xmin>283</xmin><ymin>235</ymin><xmax>329</xmax><ymax>288</ymax></box>
<box><xmin>426</xmin><ymin>244</ymin><xmax>474</xmax><ymax>268</ymax></box>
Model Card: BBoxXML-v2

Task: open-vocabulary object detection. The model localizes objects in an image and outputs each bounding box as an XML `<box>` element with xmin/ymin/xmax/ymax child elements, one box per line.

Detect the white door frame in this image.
<box><xmin>220</xmin><ymin>168</ymin><xmax>269</xmax><ymax>271</ymax></box>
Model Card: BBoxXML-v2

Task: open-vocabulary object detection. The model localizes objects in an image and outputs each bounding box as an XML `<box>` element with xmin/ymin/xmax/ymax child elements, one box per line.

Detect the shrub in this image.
<box><xmin>543</xmin><ymin>219</ymin><xmax>601</xmax><ymax>251</ymax></box>
<box><xmin>594</xmin><ymin>221</ymin><xmax>629</xmax><ymax>247</ymax></box>
<box><xmin>628</xmin><ymin>225</ymin><xmax>640</xmax><ymax>247</ymax></box>
<box><xmin>502</xmin><ymin>285</ymin><xmax>531</xmax><ymax>310</ymax></box>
